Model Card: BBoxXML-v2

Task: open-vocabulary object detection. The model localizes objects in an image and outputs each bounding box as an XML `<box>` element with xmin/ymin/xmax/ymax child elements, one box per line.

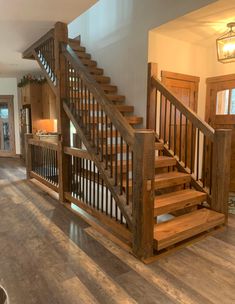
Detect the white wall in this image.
<box><xmin>68</xmin><ymin>0</ymin><xmax>216</xmax><ymax>125</ymax></box>
<box><xmin>0</xmin><ymin>78</ymin><xmax>20</xmax><ymax>155</ymax></box>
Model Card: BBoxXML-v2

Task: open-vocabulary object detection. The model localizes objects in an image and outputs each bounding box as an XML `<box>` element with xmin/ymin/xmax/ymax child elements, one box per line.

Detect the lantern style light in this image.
<box><xmin>217</xmin><ymin>22</ymin><xmax>235</xmax><ymax>63</ymax></box>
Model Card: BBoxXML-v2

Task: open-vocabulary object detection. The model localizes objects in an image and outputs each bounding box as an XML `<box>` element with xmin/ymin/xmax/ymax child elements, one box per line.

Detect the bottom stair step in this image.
<box><xmin>154</xmin><ymin>208</ymin><xmax>225</xmax><ymax>250</ymax></box>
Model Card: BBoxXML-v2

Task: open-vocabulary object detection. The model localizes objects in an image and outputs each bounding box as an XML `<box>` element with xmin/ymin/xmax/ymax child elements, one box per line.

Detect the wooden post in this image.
<box><xmin>212</xmin><ymin>129</ymin><xmax>232</xmax><ymax>222</ymax></box>
<box><xmin>25</xmin><ymin>133</ymin><xmax>33</xmax><ymax>180</ymax></box>
<box><xmin>54</xmin><ymin>22</ymin><xmax>70</xmax><ymax>203</ymax></box>
<box><xmin>146</xmin><ymin>62</ymin><xmax>158</xmax><ymax>129</ymax></box>
<box><xmin>132</xmin><ymin>130</ymin><xmax>155</xmax><ymax>259</ymax></box>
<box><xmin>73</xmin><ymin>133</ymin><xmax>82</xmax><ymax>148</ymax></box>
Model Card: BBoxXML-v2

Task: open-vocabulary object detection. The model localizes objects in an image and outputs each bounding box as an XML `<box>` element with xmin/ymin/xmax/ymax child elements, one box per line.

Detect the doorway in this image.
<box><xmin>161</xmin><ymin>71</ymin><xmax>200</xmax><ymax>168</ymax></box>
<box><xmin>205</xmin><ymin>74</ymin><xmax>235</xmax><ymax>191</ymax></box>
<box><xmin>0</xmin><ymin>96</ymin><xmax>15</xmax><ymax>157</ymax></box>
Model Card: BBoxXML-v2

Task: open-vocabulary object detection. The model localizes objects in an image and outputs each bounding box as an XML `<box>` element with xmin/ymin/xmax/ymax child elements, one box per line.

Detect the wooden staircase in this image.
<box><xmin>68</xmin><ymin>37</ymin><xmax>226</xmax><ymax>253</ymax></box>
<box><xmin>22</xmin><ymin>23</ymin><xmax>230</xmax><ymax>261</ymax></box>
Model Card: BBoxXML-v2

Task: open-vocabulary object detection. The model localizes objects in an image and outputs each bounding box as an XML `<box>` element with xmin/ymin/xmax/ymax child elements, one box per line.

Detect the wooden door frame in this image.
<box><xmin>0</xmin><ymin>95</ymin><xmax>16</xmax><ymax>157</ymax></box>
<box><xmin>205</xmin><ymin>73</ymin><xmax>235</xmax><ymax>124</ymax></box>
<box><xmin>161</xmin><ymin>71</ymin><xmax>200</xmax><ymax>113</ymax></box>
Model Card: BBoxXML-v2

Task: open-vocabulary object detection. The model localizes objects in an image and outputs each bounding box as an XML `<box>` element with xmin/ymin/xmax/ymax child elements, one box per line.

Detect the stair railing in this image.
<box><xmin>23</xmin><ymin>23</ymin><xmax>156</xmax><ymax>259</ymax></box>
<box><xmin>147</xmin><ymin>62</ymin><xmax>231</xmax><ymax>220</ymax></box>
<box><xmin>61</xmin><ymin>44</ymin><xmax>156</xmax><ymax>258</ymax></box>
<box><xmin>23</xmin><ymin>29</ymin><xmax>57</xmax><ymax>93</ymax></box>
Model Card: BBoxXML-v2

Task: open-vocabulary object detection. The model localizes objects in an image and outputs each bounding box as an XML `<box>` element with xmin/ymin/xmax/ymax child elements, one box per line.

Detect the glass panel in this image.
<box><xmin>216</xmin><ymin>90</ymin><xmax>229</xmax><ymax>114</ymax></box>
<box><xmin>230</xmin><ymin>89</ymin><xmax>235</xmax><ymax>114</ymax></box>
<box><xmin>0</xmin><ymin>103</ymin><xmax>10</xmax><ymax>151</ymax></box>
<box><xmin>0</xmin><ymin>103</ymin><xmax>8</xmax><ymax>119</ymax></box>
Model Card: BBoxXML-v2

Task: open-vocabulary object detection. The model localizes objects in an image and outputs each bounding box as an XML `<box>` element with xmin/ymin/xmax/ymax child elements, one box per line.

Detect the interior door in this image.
<box><xmin>0</xmin><ymin>96</ymin><xmax>15</xmax><ymax>157</ymax></box>
<box><xmin>161</xmin><ymin>71</ymin><xmax>200</xmax><ymax>168</ymax></box>
<box><xmin>206</xmin><ymin>75</ymin><xmax>235</xmax><ymax>191</ymax></box>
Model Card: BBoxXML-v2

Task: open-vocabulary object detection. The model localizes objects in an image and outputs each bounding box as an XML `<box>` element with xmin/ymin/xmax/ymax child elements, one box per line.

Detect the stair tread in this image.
<box><xmin>88</xmin><ymin>67</ymin><xmax>104</xmax><ymax>75</ymax></box>
<box><xmin>154</xmin><ymin>208</ymin><xmax>225</xmax><ymax>250</ymax></box>
<box><xmin>106</xmin><ymin>94</ymin><xmax>126</xmax><ymax>102</ymax></box>
<box><xmin>80</xmin><ymin>104</ymin><xmax>134</xmax><ymax>113</ymax></box>
<box><xmin>101</xmin><ymin>84</ymin><xmax>117</xmax><ymax>92</ymax></box>
<box><xmin>155</xmin><ymin>171</ymin><xmax>191</xmax><ymax>189</ymax></box>
<box><xmin>155</xmin><ymin>156</ymin><xmax>176</xmax><ymax>168</ymax></box>
<box><xmin>75</xmin><ymin>51</ymin><xmax>91</xmax><ymax>59</ymax></box>
<box><xmin>94</xmin><ymin>75</ymin><xmax>111</xmax><ymax>83</ymax></box>
<box><xmin>88</xmin><ymin>115</ymin><xmax>142</xmax><ymax>125</ymax></box>
<box><xmin>81</xmin><ymin>58</ymin><xmax>97</xmax><ymax>66</ymax></box>
<box><xmin>154</xmin><ymin>189</ymin><xmax>207</xmax><ymax>216</ymax></box>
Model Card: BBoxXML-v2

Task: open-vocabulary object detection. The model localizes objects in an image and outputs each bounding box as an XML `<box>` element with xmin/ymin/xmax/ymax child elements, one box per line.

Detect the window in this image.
<box><xmin>216</xmin><ymin>88</ymin><xmax>235</xmax><ymax>114</ymax></box>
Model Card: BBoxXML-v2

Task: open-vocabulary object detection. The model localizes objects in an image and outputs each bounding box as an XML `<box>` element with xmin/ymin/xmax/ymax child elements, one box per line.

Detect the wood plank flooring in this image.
<box><xmin>0</xmin><ymin>158</ymin><xmax>235</xmax><ymax>304</ymax></box>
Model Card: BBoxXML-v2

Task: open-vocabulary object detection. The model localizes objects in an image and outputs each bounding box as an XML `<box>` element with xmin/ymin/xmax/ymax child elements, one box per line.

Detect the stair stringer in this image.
<box><xmin>63</xmin><ymin>101</ymin><xmax>133</xmax><ymax>229</ymax></box>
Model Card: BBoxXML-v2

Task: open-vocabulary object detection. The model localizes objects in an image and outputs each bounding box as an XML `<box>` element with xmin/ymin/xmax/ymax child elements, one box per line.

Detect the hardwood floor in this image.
<box><xmin>0</xmin><ymin>158</ymin><xmax>235</xmax><ymax>304</ymax></box>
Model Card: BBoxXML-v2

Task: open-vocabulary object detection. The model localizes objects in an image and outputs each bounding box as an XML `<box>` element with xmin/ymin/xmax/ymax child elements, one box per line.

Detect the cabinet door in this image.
<box><xmin>21</xmin><ymin>85</ymin><xmax>31</xmax><ymax>106</ymax></box>
<box><xmin>42</xmin><ymin>83</ymin><xmax>57</xmax><ymax>119</ymax></box>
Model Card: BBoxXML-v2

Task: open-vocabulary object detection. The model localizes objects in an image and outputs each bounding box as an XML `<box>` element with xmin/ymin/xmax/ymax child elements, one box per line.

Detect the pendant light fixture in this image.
<box><xmin>217</xmin><ymin>22</ymin><xmax>235</xmax><ymax>63</ymax></box>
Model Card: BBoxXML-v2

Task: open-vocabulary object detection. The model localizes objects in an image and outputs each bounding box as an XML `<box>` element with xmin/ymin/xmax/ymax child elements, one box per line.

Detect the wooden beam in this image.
<box><xmin>25</xmin><ymin>134</ymin><xmax>33</xmax><ymax>179</ymax></box>
<box><xmin>132</xmin><ymin>130</ymin><xmax>155</xmax><ymax>259</ymax></box>
<box><xmin>212</xmin><ymin>129</ymin><xmax>232</xmax><ymax>222</ymax></box>
<box><xmin>53</xmin><ymin>22</ymin><xmax>70</xmax><ymax>204</ymax></box>
<box><xmin>147</xmin><ymin>62</ymin><xmax>158</xmax><ymax>129</ymax></box>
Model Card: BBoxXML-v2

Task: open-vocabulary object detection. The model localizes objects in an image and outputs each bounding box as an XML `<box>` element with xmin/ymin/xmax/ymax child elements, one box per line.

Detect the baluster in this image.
<box><xmin>196</xmin><ymin>129</ymin><xmax>200</xmax><ymax>181</ymax></box>
<box><xmin>120</xmin><ymin>137</ymin><xmax>123</xmax><ymax>195</ymax></box>
<box><xmin>174</xmin><ymin>106</ymin><xmax>177</xmax><ymax>155</ymax></box>
<box><xmin>203</xmin><ymin>135</ymin><xmax>206</xmax><ymax>187</ymax></box>
<box><xmin>185</xmin><ymin>118</ymin><xmax>188</xmax><ymax>168</ymax></box>
<box><xmin>126</xmin><ymin>144</ymin><xmax>129</xmax><ymax>206</ymax></box>
<box><xmin>169</xmin><ymin>102</ymin><xmax>172</xmax><ymax>148</ymax></box>
<box><xmin>190</xmin><ymin>124</ymin><xmax>194</xmax><ymax>174</ymax></box>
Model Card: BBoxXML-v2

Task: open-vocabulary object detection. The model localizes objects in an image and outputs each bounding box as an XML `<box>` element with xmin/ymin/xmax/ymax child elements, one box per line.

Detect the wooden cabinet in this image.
<box><xmin>20</xmin><ymin>82</ymin><xmax>57</xmax><ymax>133</ymax></box>
<box><xmin>42</xmin><ymin>83</ymin><xmax>57</xmax><ymax>119</ymax></box>
<box><xmin>21</xmin><ymin>84</ymin><xmax>31</xmax><ymax>106</ymax></box>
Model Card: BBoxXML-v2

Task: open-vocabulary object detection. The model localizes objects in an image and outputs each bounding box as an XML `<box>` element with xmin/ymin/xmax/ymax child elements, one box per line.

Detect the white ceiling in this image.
<box><xmin>0</xmin><ymin>0</ymin><xmax>97</xmax><ymax>77</ymax></box>
<box><xmin>153</xmin><ymin>0</ymin><xmax>235</xmax><ymax>47</ymax></box>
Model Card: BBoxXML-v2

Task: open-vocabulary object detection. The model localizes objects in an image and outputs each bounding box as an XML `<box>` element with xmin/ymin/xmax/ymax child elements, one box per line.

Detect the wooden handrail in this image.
<box><xmin>28</xmin><ymin>138</ymin><xmax>58</xmax><ymax>151</ymax></box>
<box><xmin>61</xmin><ymin>43</ymin><xmax>135</xmax><ymax>148</ymax></box>
<box><xmin>152</xmin><ymin>76</ymin><xmax>215</xmax><ymax>141</ymax></box>
<box><xmin>23</xmin><ymin>29</ymin><xmax>54</xmax><ymax>59</ymax></box>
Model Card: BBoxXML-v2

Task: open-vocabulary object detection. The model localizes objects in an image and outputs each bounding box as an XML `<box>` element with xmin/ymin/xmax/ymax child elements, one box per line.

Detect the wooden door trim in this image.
<box><xmin>0</xmin><ymin>95</ymin><xmax>16</xmax><ymax>157</ymax></box>
<box><xmin>205</xmin><ymin>75</ymin><xmax>235</xmax><ymax>124</ymax></box>
<box><xmin>161</xmin><ymin>71</ymin><xmax>200</xmax><ymax>83</ymax></box>
<box><xmin>206</xmin><ymin>73</ymin><xmax>235</xmax><ymax>84</ymax></box>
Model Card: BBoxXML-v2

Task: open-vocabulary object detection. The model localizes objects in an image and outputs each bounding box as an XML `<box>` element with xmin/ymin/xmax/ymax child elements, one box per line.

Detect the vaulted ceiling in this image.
<box><xmin>0</xmin><ymin>0</ymin><xmax>97</xmax><ymax>77</ymax></box>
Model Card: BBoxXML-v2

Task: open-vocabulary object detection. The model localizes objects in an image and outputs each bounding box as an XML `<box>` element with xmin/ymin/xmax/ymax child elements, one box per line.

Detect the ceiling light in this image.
<box><xmin>217</xmin><ymin>22</ymin><xmax>235</xmax><ymax>64</ymax></box>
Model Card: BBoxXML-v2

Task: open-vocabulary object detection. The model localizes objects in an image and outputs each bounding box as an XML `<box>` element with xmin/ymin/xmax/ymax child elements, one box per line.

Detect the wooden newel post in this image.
<box><xmin>132</xmin><ymin>130</ymin><xmax>155</xmax><ymax>259</ymax></box>
<box><xmin>147</xmin><ymin>62</ymin><xmax>158</xmax><ymax>129</ymax></box>
<box><xmin>25</xmin><ymin>133</ymin><xmax>33</xmax><ymax>180</ymax></box>
<box><xmin>54</xmin><ymin>22</ymin><xmax>70</xmax><ymax>203</ymax></box>
<box><xmin>212</xmin><ymin>129</ymin><xmax>232</xmax><ymax>222</ymax></box>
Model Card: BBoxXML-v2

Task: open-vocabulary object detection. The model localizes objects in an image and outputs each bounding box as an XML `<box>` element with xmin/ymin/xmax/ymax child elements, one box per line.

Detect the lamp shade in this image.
<box><xmin>217</xmin><ymin>22</ymin><xmax>235</xmax><ymax>64</ymax></box>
